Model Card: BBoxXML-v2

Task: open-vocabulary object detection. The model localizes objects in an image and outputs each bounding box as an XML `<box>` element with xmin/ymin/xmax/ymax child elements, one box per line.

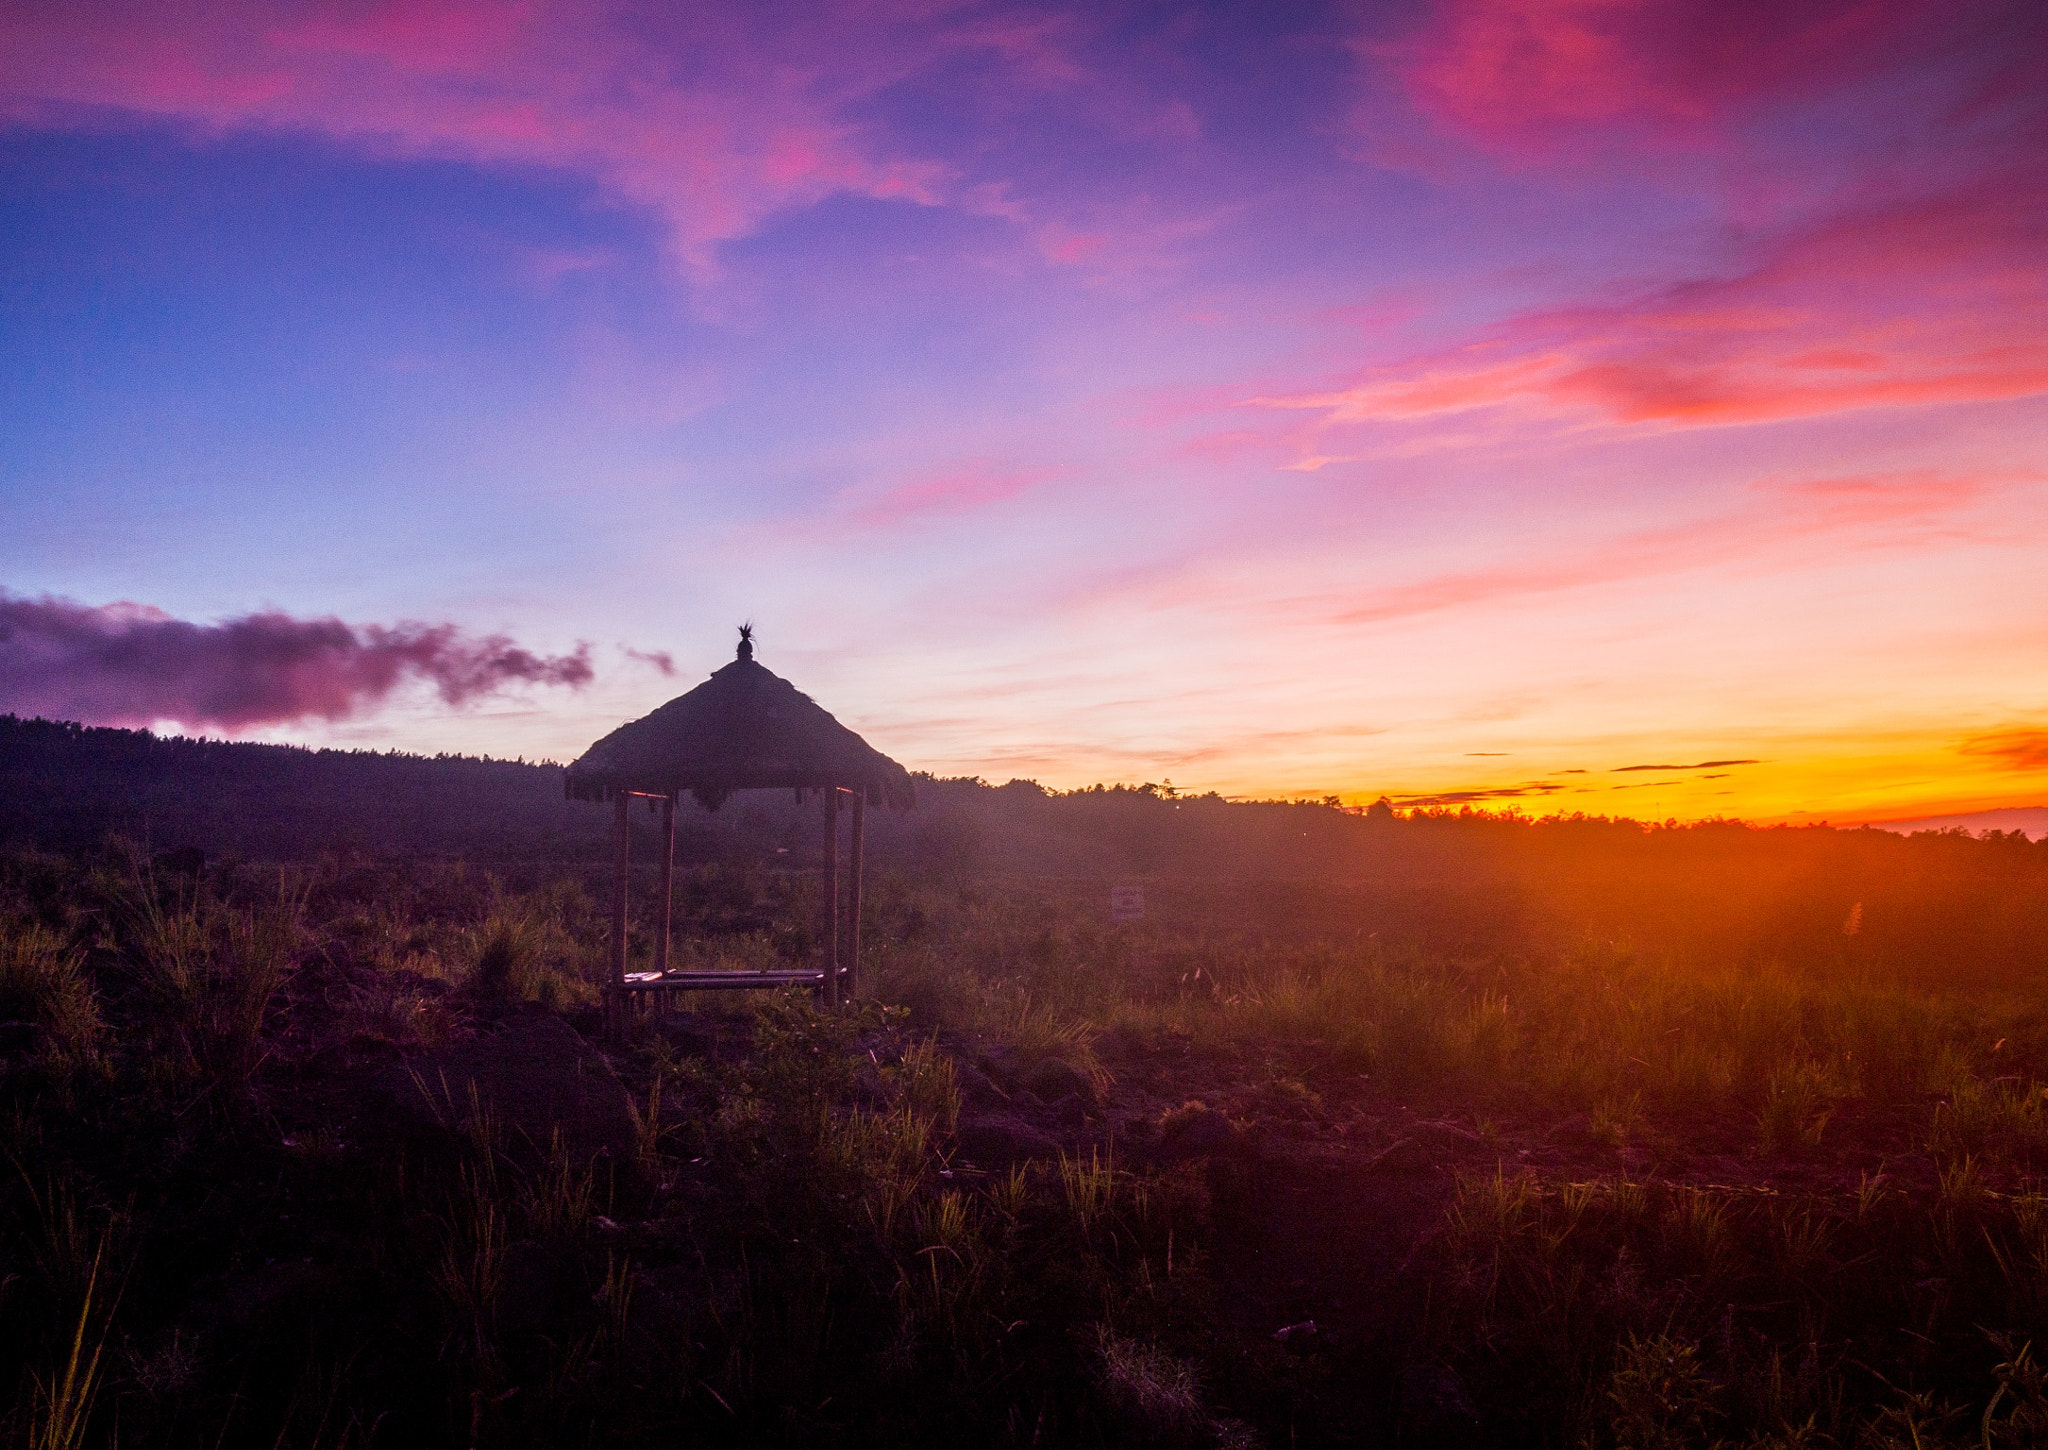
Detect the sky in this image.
<box><xmin>1</xmin><ymin>0</ymin><xmax>2044</xmax><ymax>827</ymax></box>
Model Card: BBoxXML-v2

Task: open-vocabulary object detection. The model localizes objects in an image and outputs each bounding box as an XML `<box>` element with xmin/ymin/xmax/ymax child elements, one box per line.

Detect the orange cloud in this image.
<box><xmin>1960</xmin><ymin>728</ymin><xmax>2048</xmax><ymax>771</ymax></box>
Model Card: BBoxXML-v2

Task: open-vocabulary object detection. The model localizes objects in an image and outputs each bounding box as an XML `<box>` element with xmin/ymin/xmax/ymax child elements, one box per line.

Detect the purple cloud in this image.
<box><xmin>622</xmin><ymin>645</ymin><xmax>676</xmax><ymax>676</ymax></box>
<box><xmin>0</xmin><ymin>590</ymin><xmax>593</xmax><ymax>730</ymax></box>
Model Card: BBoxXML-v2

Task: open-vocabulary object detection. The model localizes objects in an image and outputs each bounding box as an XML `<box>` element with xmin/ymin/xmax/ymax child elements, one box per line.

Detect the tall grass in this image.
<box><xmin>7</xmin><ymin>845</ymin><xmax>2048</xmax><ymax>1446</ymax></box>
<box><xmin>116</xmin><ymin>863</ymin><xmax>302</xmax><ymax>1102</ymax></box>
<box><xmin>462</xmin><ymin>907</ymin><xmax>594</xmax><ymax>1008</ymax></box>
<box><xmin>901</xmin><ymin>901</ymin><xmax>2034</xmax><ymax>1146</ymax></box>
<box><xmin>1420</xmin><ymin>1151</ymin><xmax>2048</xmax><ymax>1448</ymax></box>
<box><xmin>1928</xmin><ymin>1076</ymin><xmax>2048</xmax><ymax>1164</ymax></box>
<box><xmin>22</xmin><ymin>1239</ymin><xmax>115</xmax><ymax>1450</ymax></box>
<box><xmin>0</xmin><ymin>923</ymin><xmax>102</xmax><ymax>1081</ymax></box>
<box><xmin>433</xmin><ymin>1155</ymin><xmax>508</xmax><ymax>1372</ymax></box>
<box><xmin>887</xmin><ymin>1038</ymin><xmax>961</xmax><ymax>1135</ymax></box>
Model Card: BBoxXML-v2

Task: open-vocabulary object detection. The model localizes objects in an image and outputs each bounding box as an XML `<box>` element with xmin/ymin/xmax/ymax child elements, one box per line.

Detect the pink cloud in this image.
<box><xmin>1382</xmin><ymin>0</ymin><xmax>1956</xmax><ymax>157</ymax></box>
<box><xmin>1255</xmin><ymin>174</ymin><xmax>2048</xmax><ymax>434</ymax></box>
<box><xmin>1035</xmin><ymin>467</ymin><xmax>2024</xmax><ymax>632</ymax></box>
<box><xmin>0</xmin><ymin>4</ymin><xmax>1287</xmax><ymax>293</ymax></box>
<box><xmin>1041</xmin><ymin>230</ymin><xmax>1109</xmax><ymax>265</ymax></box>
<box><xmin>1322</xmin><ymin>469</ymin><xmax>2015</xmax><ymax>626</ymax></box>
<box><xmin>1169</xmin><ymin>428</ymin><xmax>1274</xmax><ymax>466</ymax></box>
<box><xmin>0</xmin><ymin>590</ymin><xmax>594</xmax><ymax>730</ymax></box>
<box><xmin>0</xmin><ymin>1</ymin><xmax>968</xmax><ymax>273</ymax></box>
<box><xmin>846</xmin><ymin>464</ymin><xmax>1064</xmax><ymax>530</ymax></box>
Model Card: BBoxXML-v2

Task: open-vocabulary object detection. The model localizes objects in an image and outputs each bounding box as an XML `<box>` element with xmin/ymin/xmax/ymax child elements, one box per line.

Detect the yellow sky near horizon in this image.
<box><xmin>1325</xmin><ymin>725</ymin><xmax>2048</xmax><ymax>827</ymax></box>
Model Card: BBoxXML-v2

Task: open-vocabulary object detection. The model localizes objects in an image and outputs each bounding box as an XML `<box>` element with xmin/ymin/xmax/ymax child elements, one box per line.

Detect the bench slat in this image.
<box><xmin>619</xmin><ymin>970</ymin><xmax>827</xmax><ymax>992</ymax></box>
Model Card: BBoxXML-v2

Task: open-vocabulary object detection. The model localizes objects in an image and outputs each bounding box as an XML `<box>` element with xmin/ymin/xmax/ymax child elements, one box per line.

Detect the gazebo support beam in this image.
<box><xmin>823</xmin><ymin>786</ymin><xmax>842</xmax><ymax>1007</ymax></box>
<box><xmin>654</xmin><ymin>792</ymin><xmax>676</xmax><ymax>1006</ymax></box>
<box><xmin>848</xmin><ymin>790</ymin><xmax>865</xmax><ymax>1003</ymax></box>
<box><xmin>609</xmin><ymin>790</ymin><xmax>630</xmax><ymax>1041</ymax></box>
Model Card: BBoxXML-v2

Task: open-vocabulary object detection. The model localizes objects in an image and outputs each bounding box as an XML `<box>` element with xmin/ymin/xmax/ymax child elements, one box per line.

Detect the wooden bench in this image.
<box><xmin>617</xmin><ymin>967</ymin><xmax>836</xmax><ymax>1017</ymax></box>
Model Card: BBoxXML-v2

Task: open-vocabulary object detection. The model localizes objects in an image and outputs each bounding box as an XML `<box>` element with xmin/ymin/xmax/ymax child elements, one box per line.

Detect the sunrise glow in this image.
<box><xmin>3</xmin><ymin>0</ymin><xmax>2044</xmax><ymax>827</ymax></box>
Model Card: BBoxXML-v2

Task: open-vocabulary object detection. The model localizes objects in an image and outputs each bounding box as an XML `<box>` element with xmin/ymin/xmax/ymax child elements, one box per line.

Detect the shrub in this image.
<box><xmin>1599</xmin><ymin>1333</ymin><xmax>1719</xmax><ymax>1450</ymax></box>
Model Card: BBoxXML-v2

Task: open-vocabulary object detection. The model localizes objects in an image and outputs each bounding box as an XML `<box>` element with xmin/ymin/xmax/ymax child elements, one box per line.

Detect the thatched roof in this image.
<box><xmin>564</xmin><ymin>634</ymin><xmax>915</xmax><ymax>811</ymax></box>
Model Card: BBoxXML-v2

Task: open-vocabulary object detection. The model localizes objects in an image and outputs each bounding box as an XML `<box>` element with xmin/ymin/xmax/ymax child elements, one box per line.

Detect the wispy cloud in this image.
<box><xmin>1394</xmin><ymin>781</ymin><xmax>1567</xmax><ymax>806</ymax></box>
<box><xmin>843</xmin><ymin>464</ymin><xmax>1065</xmax><ymax>531</ymax></box>
<box><xmin>1612</xmin><ymin>759</ymin><xmax>1760</xmax><ymax>772</ymax></box>
<box><xmin>0</xmin><ymin>590</ymin><xmax>594</xmax><ymax>731</ymax></box>
<box><xmin>621</xmin><ymin>645</ymin><xmax>675</xmax><ymax>676</ymax></box>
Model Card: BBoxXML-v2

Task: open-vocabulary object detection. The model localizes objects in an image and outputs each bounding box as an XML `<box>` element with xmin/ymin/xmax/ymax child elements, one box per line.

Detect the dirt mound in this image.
<box><xmin>953</xmin><ymin>1112</ymin><xmax>1061</xmax><ymax>1167</ymax></box>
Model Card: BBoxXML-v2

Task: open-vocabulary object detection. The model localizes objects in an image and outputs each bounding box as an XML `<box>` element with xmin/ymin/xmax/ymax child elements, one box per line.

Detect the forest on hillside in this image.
<box><xmin>4</xmin><ymin>713</ymin><xmax>2046</xmax><ymax>990</ymax></box>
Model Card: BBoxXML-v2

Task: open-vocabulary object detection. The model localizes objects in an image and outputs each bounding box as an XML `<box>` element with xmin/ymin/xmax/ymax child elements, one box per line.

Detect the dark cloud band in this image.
<box><xmin>1611</xmin><ymin>759</ymin><xmax>1761</xmax><ymax>772</ymax></box>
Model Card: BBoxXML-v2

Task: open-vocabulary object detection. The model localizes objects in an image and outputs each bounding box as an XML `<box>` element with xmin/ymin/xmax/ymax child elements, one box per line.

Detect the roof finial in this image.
<box><xmin>737</xmin><ymin>621</ymin><xmax>754</xmax><ymax>661</ymax></box>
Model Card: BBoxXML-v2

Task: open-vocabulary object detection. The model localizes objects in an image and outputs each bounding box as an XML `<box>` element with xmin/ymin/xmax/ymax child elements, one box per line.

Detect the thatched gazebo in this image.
<box><xmin>565</xmin><ymin>628</ymin><xmax>914</xmax><ymax>1035</ymax></box>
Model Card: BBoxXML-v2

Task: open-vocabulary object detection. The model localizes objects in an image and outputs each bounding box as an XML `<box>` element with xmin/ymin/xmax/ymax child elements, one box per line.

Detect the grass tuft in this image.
<box><xmin>1096</xmin><ymin>1330</ymin><xmax>1211</xmax><ymax>1446</ymax></box>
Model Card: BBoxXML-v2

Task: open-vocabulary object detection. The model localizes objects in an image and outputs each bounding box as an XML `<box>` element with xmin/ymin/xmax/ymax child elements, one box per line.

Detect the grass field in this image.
<box><xmin>5</xmin><ymin>835</ymin><xmax>2048</xmax><ymax>1447</ymax></box>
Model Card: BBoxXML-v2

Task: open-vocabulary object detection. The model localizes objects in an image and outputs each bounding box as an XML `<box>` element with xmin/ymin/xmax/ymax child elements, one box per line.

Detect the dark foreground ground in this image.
<box><xmin>6</xmin><ymin>844</ymin><xmax>2048</xmax><ymax>1448</ymax></box>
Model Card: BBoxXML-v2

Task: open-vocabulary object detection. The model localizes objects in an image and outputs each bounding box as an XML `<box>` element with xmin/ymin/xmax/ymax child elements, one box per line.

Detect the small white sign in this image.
<box><xmin>1110</xmin><ymin>884</ymin><xmax>1145</xmax><ymax>922</ymax></box>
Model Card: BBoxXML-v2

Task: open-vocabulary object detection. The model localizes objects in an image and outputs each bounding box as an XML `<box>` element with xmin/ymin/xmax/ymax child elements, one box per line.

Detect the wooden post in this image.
<box><xmin>848</xmin><ymin>790</ymin><xmax>866</xmax><ymax>1003</ymax></box>
<box><xmin>823</xmin><ymin>786</ymin><xmax>841</xmax><ymax>1007</ymax></box>
<box><xmin>609</xmin><ymin>790</ymin><xmax>630</xmax><ymax>1041</ymax></box>
<box><xmin>654</xmin><ymin>793</ymin><xmax>676</xmax><ymax>1003</ymax></box>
